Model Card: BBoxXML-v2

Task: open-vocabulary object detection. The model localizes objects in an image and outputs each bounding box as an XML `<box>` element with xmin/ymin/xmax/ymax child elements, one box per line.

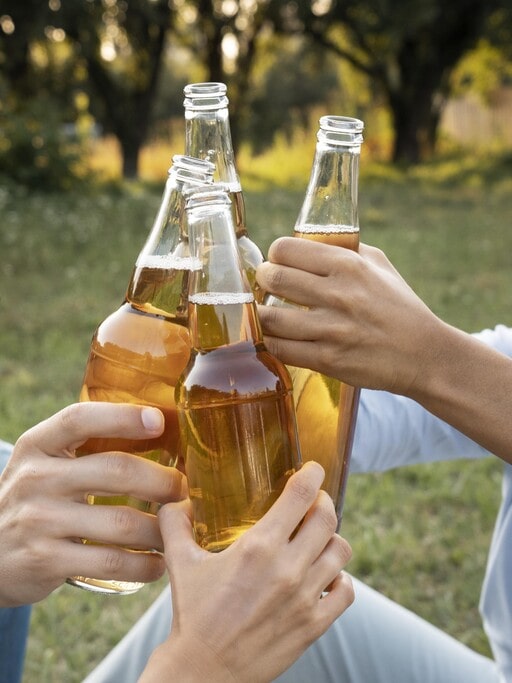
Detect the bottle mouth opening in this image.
<box><xmin>183</xmin><ymin>82</ymin><xmax>229</xmax><ymax>111</ymax></box>
<box><xmin>318</xmin><ymin>115</ymin><xmax>364</xmax><ymax>146</ymax></box>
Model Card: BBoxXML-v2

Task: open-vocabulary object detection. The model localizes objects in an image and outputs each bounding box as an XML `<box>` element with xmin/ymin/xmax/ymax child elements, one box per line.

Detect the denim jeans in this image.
<box><xmin>0</xmin><ymin>442</ymin><xmax>32</xmax><ymax>683</ymax></box>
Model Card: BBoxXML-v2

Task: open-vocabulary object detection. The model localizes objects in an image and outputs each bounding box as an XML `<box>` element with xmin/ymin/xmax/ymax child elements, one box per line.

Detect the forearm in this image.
<box><xmin>407</xmin><ymin>320</ymin><xmax>512</xmax><ymax>463</ymax></box>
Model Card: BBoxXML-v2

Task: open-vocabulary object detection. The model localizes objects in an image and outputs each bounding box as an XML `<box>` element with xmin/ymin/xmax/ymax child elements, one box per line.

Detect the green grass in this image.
<box><xmin>1</xmin><ymin>149</ymin><xmax>512</xmax><ymax>680</ymax></box>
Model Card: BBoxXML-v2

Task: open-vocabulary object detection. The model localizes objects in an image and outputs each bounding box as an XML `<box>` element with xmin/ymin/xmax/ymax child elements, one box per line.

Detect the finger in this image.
<box><xmin>267</xmin><ymin>236</ymin><xmax>359</xmax><ymax>276</ymax></box>
<box><xmin>57</xmin><ymin>503</ymin><xmax>164</xmax><ymax>551</ymax></box>
<box><xmin>158</xmin><ymin>499</ymin><xmax>203</xmax><ymax>569</ymax></box>
<box><xmin>262</xmin><ymin>335</ymin><xmax>322</xmax><ymax>373</ymax></box>
<box><xmin>19</xmin><ymin>403</ymin><xmax>165</xmax><ymax>457</ymax></box>
<box><xmin>311</xmin><ymin>571</ymin><xmax>355</xmax><ymax>638</ymax></box>
<box><xmin>253</xmin><ymin>462</ymin><xmax>325</xmax><ymax>541</ymax></box>
<box><xmin>257</xmin><ymin>305</ymin><xmax>320</xmax><ymax>342</ymax></box>
<box><xmin>289</xmin><ymin>489</ymin><xmax>338</xmax><ymax>562</ymax></box>
<box><xmin>63</xmin><ymin>452</ymin><xmax>186</xmax><ymax>505</ymax></box>
<box><xmin>63</xmin><ymin>541</ymin><xmax>166</xmax><ymax>586</ymax></box>
<box><xmin>308</xmin><ymin>534</ymin><xmax>353</xmax><ymax>597</ymax></box>
<box><xmin>257</xmin><ymin>261</ymin><xmax>325</xmax><ymax>309</ymax></box>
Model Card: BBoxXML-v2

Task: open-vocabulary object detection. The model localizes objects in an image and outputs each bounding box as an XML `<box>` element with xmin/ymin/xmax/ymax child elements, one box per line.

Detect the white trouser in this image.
<box><xmin>83</xmin><ymin>577</ymin><xmax>498</xmax><ymax>683</ymax></box>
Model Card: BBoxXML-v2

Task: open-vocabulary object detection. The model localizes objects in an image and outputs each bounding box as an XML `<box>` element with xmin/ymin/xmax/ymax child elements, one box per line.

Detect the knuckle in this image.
<box><xmin>336</xmin><ymin>535</ymin><xmax>353</xmax><ymax>566</ymax></box>
<box><xmin>13</xmin><ymin>430</ymin><xmax>32</xmax><ymax>453</ymax></box>
<box><xmin>314</xmin><ymin>491</ymin><xmax>338</xmax><ymax>534</ymax></box>
<box><xmin>111</xmin><ymin>506</ymin><xmax>139</xmax><ymax>536</ymax></box>
<box><xmin>265</xmin><ymin>264</ymin><xmax>287</xmax><ymax>293</ymax></box>
<box><xmin>103</xmin><ymin>548</ymin><xmax>124</xmax><ymax>575</ymax></box>
<box><xmin>280</xmin><ymin>568</ymin><xmax>303</xmax><ymax>595</ymax></box>
<box><xmin>258</xmin><ymin>303</ymin><xmax>279</xmax><ymax>328</ymax></box>
<box><xmin>166</xmin><ymin>468</ymin><xmax>186</xmax><ymax>503</ymax></box>
<box><xmin>58</xmin><ymin>403</ymin><xmax>85</xmax><ymax>434</ymax></box>
<box><xmin>237</xmin><ymin>533</ymin><xmax>272</xmax><ymax>565</ymax></box>
<box><xmin>263</xmin><ymin>335</ymin><xmax>282</xmax><ymax>361</ymax></box>
<box><xmin>287</xmin><ymin>474</ymin><xmax>316</xmax><ymax>506</ymax></box>
<box><xmin>141</xmin><ymin>552</ymin><xmax>166</xmax><ymax>582</ymax></box>
<box><xmin>104</xmin><ymin>452</ymin><xmax>134</xmax><ymax>486</ymax></box>
<box><xmin>322</xmin><ymin>535</ymin><xmax>352</xmax><ymax>574</ymax></box>
<box><xmin>342</xmin><ymin>574</ymin><xmax>356</xmax><ymax>606</ymax></box>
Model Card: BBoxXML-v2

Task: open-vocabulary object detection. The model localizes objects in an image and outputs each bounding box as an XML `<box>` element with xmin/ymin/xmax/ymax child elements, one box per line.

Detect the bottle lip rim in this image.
<box><xmin>319</xmin><ymin>115</ymin><xmax>364</xmax><ymax>132</ymax></box>
<box><xmin>184</xmin><ymin>183</ymin><xmax>233</xmax><ymax>215</ymax></box>
<box><xmin>318</xmin><ymin>115</ymin><xmax>364</xmax><ymax>146</ymax></box>
<box><xmin>170</xmin><ymin>155</ymin><xmax>216</xmax><ymax>175</ymax></box>
<box><xmin>183</xmin><ymin>82</ymin><xmax>229</xmax><ymax>110</ymax></box>
<box><xmin>184</xmin><ymin>82</ymin><xmax>228</xmax><ymax>95</ymax></box>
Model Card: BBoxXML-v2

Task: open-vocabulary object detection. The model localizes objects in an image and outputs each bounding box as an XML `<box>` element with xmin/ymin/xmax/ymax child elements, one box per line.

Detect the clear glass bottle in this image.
<box><xmin>176</xmin><ymin>185</ymin><xmax>302</xmax><ymax>553</ymax></box>
<box><xmin>183</xmin><ymin>82</ymin><xmax>265</xmax><ymax>302</ymax></box>
<box><xmin>265</xmin><ymin>115</ymin><xmax>364</xmax><ymax>526</ymax></box>
<box><xmin>68</xmin><ymin>155</ymin><xmax>215</xmax><ymax>595</ymax></box>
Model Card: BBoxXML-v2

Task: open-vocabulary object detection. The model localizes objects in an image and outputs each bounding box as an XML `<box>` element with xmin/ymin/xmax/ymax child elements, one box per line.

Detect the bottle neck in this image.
<box><xmin>184</xmin><ymin>107</ymin><xmax>241</xmax><ymax>191</ymax></box>
<box><xmin>183</xmin><ymin>85</ymin><xmax>248</xmax><ymax>238</ymax></box>
<box><xmin>295</xmin><ymin>143</ymin><xmax>360</xmax><ymax>232</ymax></box>
<box><xmin>126</xmin><ymin>158</ymin><xmax>214</xmax><ymax>319</ymax></box>
<box><xmin>186</xmin><ymin>195</ymin><xmax>262</xmax><ymax>351</ymax></box>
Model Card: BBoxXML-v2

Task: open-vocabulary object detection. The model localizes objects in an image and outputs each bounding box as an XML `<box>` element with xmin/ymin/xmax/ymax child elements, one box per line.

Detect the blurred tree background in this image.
<box><xmin>1</xmin><ymin>0</ymin><xmax>512</xmax><ymax>187</ymax></box>
<box><xmin>3</xmin><ymin>3</ymin><xmax>512</xmax><ymax>678</ymax></box>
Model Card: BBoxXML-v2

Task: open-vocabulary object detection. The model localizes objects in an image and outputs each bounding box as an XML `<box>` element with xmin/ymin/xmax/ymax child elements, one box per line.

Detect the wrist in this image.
<box><xmin>404</xmin><ymin>317</ymin><xmax>457</xmax><ymax>404</ymax></box>
<box><xmin>139</xmin><ymin>635</ymin><xmax>236</xmax><ymax>683</ymax></box>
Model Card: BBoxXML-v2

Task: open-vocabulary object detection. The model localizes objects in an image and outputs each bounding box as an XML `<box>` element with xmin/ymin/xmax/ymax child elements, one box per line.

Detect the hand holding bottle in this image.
<box><xmin>140</xmin><ymin>462</ymin><xmax>354</xmax><ymax>683</ymax></box>
<box><xmin>257</xmin><ymin>239</ymin><xmax>439</xmax><ymax>395</ymax></box>
<box><xmin>0</xmin><ymin>403</ymin><xmax>186</xmax><ymax>607</ymax></box>
<box><xmin>257</xmin><ymin>238</ymin><xmax>512</xmax><ymax>463</ymax></box>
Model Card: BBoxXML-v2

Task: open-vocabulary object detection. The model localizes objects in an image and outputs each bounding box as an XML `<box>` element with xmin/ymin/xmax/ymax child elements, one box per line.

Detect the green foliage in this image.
<box><xmin>244</xmin><ymin>39</ymin><xmax>339</xmax><ymax>154</ymax></box>
<box><xmin>2</xmin><ymin>147</ymin><xmax>511</xmax><ymax>679</ymax></box>
<box><xmin>0</xmin><ymin>92</ymin><xmax>87</xmax><ymax>191</ymax></box>
<box><xmin>451</xmin><ymin>38</ymin><xmax>512</xmax><ymax>101</ymax></box>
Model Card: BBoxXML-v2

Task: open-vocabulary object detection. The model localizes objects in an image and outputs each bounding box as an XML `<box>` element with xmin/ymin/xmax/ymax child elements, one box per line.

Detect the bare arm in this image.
<box><xmin>257</xmin><ymin>237</ymin><xmax>512</xmax><ymax>463</ymax></box>
<box><xmin>0</xmin><ymin>402</ymin><xmax>185</xmax><ymax>606</ymax></box>
<box><xmin>140</xmin><ymin>462</ymin><xmax>354</xmax><ymax>683</ymax></box>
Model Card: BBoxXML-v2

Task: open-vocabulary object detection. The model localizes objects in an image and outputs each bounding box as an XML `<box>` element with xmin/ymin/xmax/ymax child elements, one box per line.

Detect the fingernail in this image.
<box><xmin>141</xmin><ymin>407</ymin><xmax>164</xmax><ymax>433</ymax></box>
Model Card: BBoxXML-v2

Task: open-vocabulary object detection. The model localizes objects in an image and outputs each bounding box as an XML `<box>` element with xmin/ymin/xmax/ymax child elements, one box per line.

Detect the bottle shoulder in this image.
<box><xmin>177</xmin><ymin>341</ymin><xmax>292</xmax><ymax>400</ymax></box>
<box><xmin>93</xmin><ymin>303</ymin><xmax>189</xmax><ymax>359</ymax></box>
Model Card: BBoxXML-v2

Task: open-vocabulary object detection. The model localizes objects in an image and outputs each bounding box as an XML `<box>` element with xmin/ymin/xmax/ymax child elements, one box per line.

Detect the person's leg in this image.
<box><xmin>83</xmin><ymin>576</ymin><xmax>499</xmax><ymax>683</ymax></box>
<box><xmin>276</xmin><ymin>577</ymin><xmax>499</xmax><ymax>683</ymax></box>
<box><xmin>82</xmin><ymin>585</ymin><xmax>172</xmax><ymax>683</ymax></box>
<box><xmin>0</xmin><ymin>442</ymin><xmax>32</xmax><ymax>683</ymax></box>
<box><xmin>0</xmin><ymin>604</ymin><xmax>32</xmax><ymax>683</ymax></box>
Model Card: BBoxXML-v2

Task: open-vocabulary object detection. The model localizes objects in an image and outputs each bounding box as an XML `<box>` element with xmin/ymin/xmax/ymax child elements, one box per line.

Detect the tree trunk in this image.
<box><xmin>120</xmin><ymin>140</ymin><xmax>141</xmax><ymax>180</ymax></box>
<box><xmin>388</xmin><ymin>87</ymin><xmax>443</xmax><ymax>164</ymax></box>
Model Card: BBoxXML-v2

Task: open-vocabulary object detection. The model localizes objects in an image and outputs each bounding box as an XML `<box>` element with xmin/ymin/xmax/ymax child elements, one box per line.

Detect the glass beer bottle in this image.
<box><xmin>183</xmin><ymin>81</ymin><xmax>265</xmax><ymax>302</ymax></box>
<box><xmin>68</xmin><ymin>155</ymin><xmax>215</xmax><ymax>595</ymax></box>
<box><xmin>265</xmin><ymin>115</ymin><xmax>364</xmax><ymax>526</ymax></box>
<box><xmin>176</xmin><ymin>185</ymin><xmax>302</xmax><ymax>553</ymax></box>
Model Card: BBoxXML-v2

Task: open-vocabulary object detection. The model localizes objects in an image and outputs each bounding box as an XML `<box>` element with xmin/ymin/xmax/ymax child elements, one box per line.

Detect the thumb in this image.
<box><xmin>158</xmin><ymin>499</ymin><xmax>202</xmax><ymax>569</ymax></box>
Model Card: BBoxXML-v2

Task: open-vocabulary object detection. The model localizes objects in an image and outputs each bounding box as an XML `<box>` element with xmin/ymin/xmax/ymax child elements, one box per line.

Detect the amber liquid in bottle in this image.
<box><xmin>177</xmin><ymin>295</ymin><xmax>301</xmax><ymax>553</ymax></box>
<box><xmin>77</xmin><ymin>263</ymin><xmax>192</xmax><ymax>513</ymax></box>
<box><xmin>68</xmin><ymin>155</ymin><xmax>215</xmax><ymax>595</ymax></box>
<box><xmin>286</xmin><ymin>225</ymin><xmax>360</xmax><ymax>524</ymax></box>
<box><xmin>230</xmin><ymin>189</ymin><xmax>264</xmax><ymax>303</ymax></box>
<box><xmin>70</xmin><ymin>263</ymin><xmax>191</xmax><ymax>594</ymax></box>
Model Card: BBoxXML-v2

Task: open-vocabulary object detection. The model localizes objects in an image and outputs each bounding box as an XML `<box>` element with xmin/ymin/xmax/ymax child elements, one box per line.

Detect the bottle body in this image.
<box><xmin>183</xmin><ymin>82</ymin><xmax>265</xmax><ymax>301</ymax></box>
<box><xmin>176</xmin><ymin>187</ymin><xmax>301</xmax><ymax>552</ymax></box>
<box><xmin>265</xmin><ymin>116</ymin><xmax>364</xmax><ymax>526</ymax></box>
<box><xmin>177</xmin><ymin>335</ymin><xmax>300</xmax><ymax>552</ymax></box>
<box><xmin>287</xmin><ymin>227</ymin><xmax>360</xmax><ymax>525</ymax></box>
<box><xmin>68</xmin><ymin>156</ymin><xmax>214</xmax><ymax>595</ymax></box>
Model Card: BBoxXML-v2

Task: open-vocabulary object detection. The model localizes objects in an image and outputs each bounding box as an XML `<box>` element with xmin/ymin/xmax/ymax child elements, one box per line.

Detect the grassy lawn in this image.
<box><xmin>1</xmin><ymin>146</ymin><xmax>512</xmax><ymax>681</ymax></box>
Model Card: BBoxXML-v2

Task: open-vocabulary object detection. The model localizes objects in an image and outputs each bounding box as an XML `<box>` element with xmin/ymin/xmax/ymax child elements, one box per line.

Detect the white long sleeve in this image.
<box><xmin>351</xmin><ymin>324</ymin><xmax>512</xmax><ymax>473</ymax></box>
